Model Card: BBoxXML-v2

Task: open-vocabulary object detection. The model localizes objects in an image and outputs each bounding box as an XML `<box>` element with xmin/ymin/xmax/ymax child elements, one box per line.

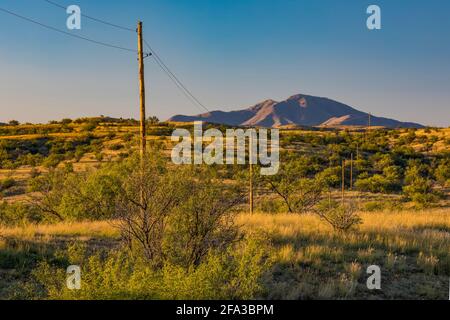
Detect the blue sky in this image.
<box><xmin>0</xmin><ymin>0</ymin><xmax>449</xmax><ymax>126</ymax></box>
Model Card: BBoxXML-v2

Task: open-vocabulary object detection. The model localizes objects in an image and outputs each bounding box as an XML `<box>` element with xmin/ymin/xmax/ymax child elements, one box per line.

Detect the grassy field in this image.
<box><xmin>0</xmin><ymin>120</ymin><xmax>449</xmax><ymax>299</ymax></box>
<box><xmin>240</xmin><ymin>210</ymin><xmax>450</xmax><ymax>299</ymax></box>
<box><xmin>1</xmin><ymin>210</ymin><xmax>448</xmax><ymax>299</ymax></box>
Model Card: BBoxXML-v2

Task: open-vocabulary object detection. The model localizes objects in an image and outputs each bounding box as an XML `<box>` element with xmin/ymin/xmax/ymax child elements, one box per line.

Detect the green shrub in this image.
<box><xmin>316</xmin><ymin>166</ymin><xmax>341</xmax><ymax>188</ymax></box>
<box><xmin>362</xmin><ymin>200</ymin><xmax>403</xmax><ymax>212</ymax></box>
<box><xmin>108</xmin><ymin>143</ymin><xmax>124</xmax><ymax>151</ymax></box>
<box><xmin>0</xmin><ymin>177</ymin><xmax>15</xmax><ymax>191</ymax></box>
<box><xmin>264</xmin><ymin>160</ymin><xmax>324</xmax><ymax>213</ymax></box>
<box><xmin>42</xmin><ymin>154</ymin><xmax>64</xmax><ymax>168</ymax></box>
<box><xmin>435</xmin><ymin>161</ymin><xmax>450</xmax><ymax>187</ymax></box>
<box><xmin>363</xmin><ymin>201</ymin><xmax>384</xmax><ymax>212</ymax></box>
<box><xmin>403</xmin><ymin>177</ymin><xmax>439</xmax><ymax>208</ymax></box>
<box><xmin>61</xmin><ymin>119</ymin><xmax>72</xmax><ymax>125</ymax></box>
<box><xmin>94</xmin><ymin>151</ymin><xmax>103</xmax><ymax>162</ymax></box>
<box><xmin>257</xmin><ymin>198</ymin><xmax>285</xmax><ymax>213</ymax></box>
<box><xmin>163</xmin><ymin>169</ymin><xmax>244</xmax><ymax>268</ymax></box>
<box><xmin>0</xmin><ymin>201</ymin><xmax>44</xmax><ymax>226</ymax></box>
<box><xmin>315</xmin><ymin>200</ymin><xmax>362</xmax><ymax>232</ymax></box>
<box><xmin>30</xmin><ymin>237</ymin><xmax>272</xmax><ymax>300</ymax></box>
<box><xmin>29</xmin><ymin>163</ymin><xmax>125</xmax><ymax>221</ymax></box>
<box><xmin>355</xmin><ymin>173</ymin><xmax>401</xmax><ymax>194</ymax></box>
<box><xmin>81</xmin><ymin>121</ymin><xmax>97</xmax><ymax>132</ymax></box>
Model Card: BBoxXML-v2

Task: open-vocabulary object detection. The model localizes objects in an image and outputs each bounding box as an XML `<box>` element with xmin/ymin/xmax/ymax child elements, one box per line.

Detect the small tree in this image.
<box><xmin>403</xmin><ymin>161</ymin><xmax>439</xmax><ymax>207</ymax></box>
<box><xmin>164</xmin><ymin>167</ymin><xmax>245</xmax><ymax>268</ymax></box>
<box><xmin>316</xmin><ymin>166</ymin><xmax>341</xmax><ymax>188</ymax></box>
<box><xmin>115</xmin><ymin>153</ymin><xmax>187</xmax><ymax>266</ymax></box>
<box><xmin>403</xmin><ymin>177</ymin><xmax>439</xmax><ymax>207</ymax></box>
<box><xmin>115</xmin><ymin>154</ymin><xmax>245</xmax><ymax>269</ymax></box>
<box><xmin>28</xmin><ymin>169</ymin><xmax>67</xmax><ymax>221</ymax></box>
<box><xmin>314</xmin><ymin>199</ymin><xmax>362</xmax><ymax>232</ymax></box>
<box><xmin>266</xmin><ymin>170</ymin><xmax>324</xmax><ymax>213</ymax></box>
<box><xmin>147</xmin><ymin>116</ymin><xmax>160</xmax><ymax>125</ymax></box>
<box><xmin>435</xmin><ymin>161</ymin><xmax>450</xmax><ymax>187</ymax></box>
<box><xmin>81</xmin><ymin>120</ymin><xmax>97</xmax><ymax>132</ymax></box>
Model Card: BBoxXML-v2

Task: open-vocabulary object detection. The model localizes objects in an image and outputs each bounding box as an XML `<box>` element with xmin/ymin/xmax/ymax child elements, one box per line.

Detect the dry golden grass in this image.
<box><xmin>238</xmin><ymin>210</ymin><xmax>450</xmax><ymax>259</ymax></box>
<box><xmin>0</xmin><ymin>167</ymin><xmax>35</xmax><ymax>180</ymax></box>
<box><xmin>0</xmin><ymin>133</ymin><xmax>82</xmax><ymax>140</ymax></box>
<box><xmin>236</xmin><ymin>209</ymin><xmax>449</xmax><ymax>299</ymax></box>
<box><xmin>0</xmin><ymin>209</ymin><xmax>448</xmax><ymax>299</ymax></box>
<box><xmin>1</xmin><ymin>209</ymin><xmax>447</xmax><ymax>242</ymax></box>
<box><xmin>238</xmin><ymin>209</ymin><xmax>450</xmax><ymax>234</ymax></box>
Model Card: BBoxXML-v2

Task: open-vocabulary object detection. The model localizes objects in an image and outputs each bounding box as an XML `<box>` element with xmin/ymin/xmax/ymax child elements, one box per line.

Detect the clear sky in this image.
<box><xmin>0</xmin><ymin>0</ymin><xmax>449</xmax><ymax>126</ymax></box>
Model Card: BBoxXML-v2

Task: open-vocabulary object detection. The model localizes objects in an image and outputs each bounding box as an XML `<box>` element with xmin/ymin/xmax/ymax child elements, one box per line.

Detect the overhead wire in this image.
<box><xmin>42</xmin><ymin>0</ymin><xmax>135</xmax><ymax>32</ymax></box>
<box><xmin>0</xmin><ymin>7</ymin><xmax>137</xmax><ymax>53</ymax></box>
<box><xmin>144</xmin><ymin>40</ymin><xmax>210</xmax><ymax>113</ymax></box>
<box><xmin>3</xmin><ymin>2</ymin><xmax>211</xmax><ymax>113</ymax></box>
<box><xmin>43</xmin><ymin>0</ymin><xmax>210</xmax><ymax>113</ymax></box>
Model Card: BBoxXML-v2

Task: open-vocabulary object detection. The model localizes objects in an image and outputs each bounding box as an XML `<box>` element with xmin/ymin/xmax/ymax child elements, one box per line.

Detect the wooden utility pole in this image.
<box><xmin>350</xmin><ymin>153</ymin><xmax>353</xmax><ymax>191</ymax></box>
<box><xmin>356</xmin><ymin>143</ymin><xmax>359</xmax><ymax>161</ymax></box>
<box><xmin>341</xmin><ymin>159</ymin><xmax>345</xmax><ymax>205</ymax></box>
<box><xmin>249</xmin><ymin>135</ymin><xmax>254</xmax><ymax>214</ymax></box>
<box><xmin>137</xmin><ymin>21</ymin><xmax>147</xmax><ymax>244</ymax></box>
<box><xmin>137</xmin><ymin>21</ymin><xmax>146</xmax><ymax>159</ymax></box>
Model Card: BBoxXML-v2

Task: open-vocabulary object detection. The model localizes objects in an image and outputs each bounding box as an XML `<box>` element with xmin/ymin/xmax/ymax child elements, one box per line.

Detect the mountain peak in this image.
<box><xmin>287</xmin><ymin>93</ymin><xmax>308</xmax><ymax>100</ymax></box>
<box><xmin>168</xmin><ymin>94</ymin><xmax>423</xmax><ymax>128</ymax></box>
<box><xmin>247</xmin><ymin>99</ymin><xmax>278</xmax><ymax>112</ymax></box>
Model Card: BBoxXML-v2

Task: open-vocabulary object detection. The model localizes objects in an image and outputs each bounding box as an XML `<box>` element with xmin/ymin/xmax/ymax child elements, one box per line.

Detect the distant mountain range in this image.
<box><xmin>169</xmin><ymin>94</ymin><xmax>424</xmax><ymax>128</ymax></box>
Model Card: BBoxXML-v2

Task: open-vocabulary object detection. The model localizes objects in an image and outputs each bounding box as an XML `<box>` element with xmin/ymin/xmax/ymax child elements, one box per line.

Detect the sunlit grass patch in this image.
<box><xmin>239</xmin><ymin>209</ymin><xmax>450</xmax><ymax>299</ymax></box>
<box><xmin>1</xmin><ymin>209</ymin><xmax>449</xmax><ymax>299</ymax></box>
<box><xmin>0</xmin><ymin>220</ymin><xmax>119</xmax><ymax>241</ymax></box>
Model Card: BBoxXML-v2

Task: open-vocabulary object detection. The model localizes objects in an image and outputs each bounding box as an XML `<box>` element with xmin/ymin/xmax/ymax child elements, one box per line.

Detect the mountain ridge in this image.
<box><xmin>169</xmin><ymin>94</ymin><xmax>424</xmax><ymax>128</ymax></box>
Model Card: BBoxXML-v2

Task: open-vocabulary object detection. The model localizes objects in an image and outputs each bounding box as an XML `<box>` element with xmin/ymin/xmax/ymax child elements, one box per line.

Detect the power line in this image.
<box><xmin>43</xmin><ymin>0</ymin><xmax>135</xmax><ymax>32</ymax></box>
<box><xmin>143</xmin><ymin>39</ymin><xmax>210</xmax><ymax>113</ymax></box>
<box><xmin>0</xmin><ymin>7</ymin><xmax>137</xmax><ymax>53</ymax></box>
<box><xmin>3</xmin><ymin>3</ymin><xmax>210</xmax><ymax>113</ymax></box>
<box><xmin>44</xmin><ymin>0</ymin><xmax>209</xmax><ymax>113</ymax></box>
<box><xmin>150</xmin><ymin>50</ymin><xmax>205</xmax><ymax>113</ymax></box>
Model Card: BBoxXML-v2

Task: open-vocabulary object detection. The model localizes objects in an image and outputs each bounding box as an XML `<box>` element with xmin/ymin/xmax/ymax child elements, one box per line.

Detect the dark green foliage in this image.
<box><xmin>316</xmin><ymin>166</ymin><xmax>341</xmax><ymax>188</ymax></box>
<box><xmin>108</xmin><ymin>143</ymin><xmax>124</xmax><ymax>151</ymax></box>
<box><xmin>355</xmin><ymin>166</ymin><xmax>402</xmax><ymax>193</ymax></box>
<box><xmin>0</xmin><ymin>135</ymin><xmax>99</xmax><ymax>168</ymax></box>
<box><xmin>434</xmin><ymin>159</ymin><xmax>450</xmax><ymax>186</ymax></box>
<box><xmin>0</xmin><ymin>201</ymin><xmax>44</xmax><ymax>226</ymax></box>
<box><xmin>165</xmin><ymin>168</ymin><xmax>244</xmax><ymax>268</ymax></box>
<box><xmin>402</xmin><ymin>161</ymin><xmax>440</xmax><ymax>207</ymax></box>
<box><xmin>28</xmin><ymin>164</ymin><xmax>124</xmax><ymax>221</ymax></box>
<box><xmin>0</xmin><ymin>177</ymin><xmax>15</xmax><ymax>191</ymax></box>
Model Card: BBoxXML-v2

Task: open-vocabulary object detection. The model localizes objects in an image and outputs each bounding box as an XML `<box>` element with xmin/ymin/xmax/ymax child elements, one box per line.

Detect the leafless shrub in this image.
<box><xmin>314</xmin><ymin>199</ymin><xmax>362</xmax><ymax>232</ymax></box>
<box><xmin>266</xmin><ymin>177</ymin><xmax>324</xmax><ymax>213</ymax></box>
<box><xmin>114</xmin><ymin>154</ymin><xmax>188</xmax><ymax>266</ymax></box>
<box><xmin>115</xmin><ymin>156</ymin><xmax>245</xmax><ymax>269</ymax></box>
<box><xmin>164</xmin><ymin>168</ymin><xmax>246</xmax><ymax>268</ymax></box>
<box><xmin>263</xmin><ymin>160</ymin><xmax>325</xmax><ymax>213</ymax></box>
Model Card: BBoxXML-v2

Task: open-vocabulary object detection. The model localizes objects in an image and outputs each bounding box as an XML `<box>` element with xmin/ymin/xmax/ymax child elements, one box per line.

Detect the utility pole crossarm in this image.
<box><xmin>137</xmin><ymin>21</ymin><xmax>146</xmax><ymax>158</ymax></box>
